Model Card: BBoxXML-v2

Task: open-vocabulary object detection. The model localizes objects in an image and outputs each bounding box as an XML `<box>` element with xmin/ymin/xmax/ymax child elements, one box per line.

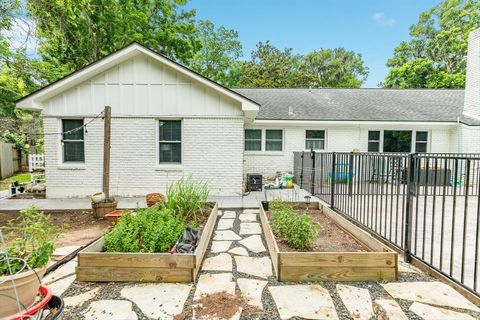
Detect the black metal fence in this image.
<box><xmin>294</xmin><ymin>151</ymin><xmax>480</xmax><ymax>296</ymax></box>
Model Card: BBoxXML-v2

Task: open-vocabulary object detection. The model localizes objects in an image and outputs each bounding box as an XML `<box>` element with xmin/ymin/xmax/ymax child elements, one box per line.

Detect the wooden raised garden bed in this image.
<box><xmin>260</xmin><ymin>202</ymin><xmax>398</xmax><ymax>281</ymax></box>
<box><xmin>76</xmin><ymin>202</ymin><xmax>218</xmax><ymax>283</ymax></box>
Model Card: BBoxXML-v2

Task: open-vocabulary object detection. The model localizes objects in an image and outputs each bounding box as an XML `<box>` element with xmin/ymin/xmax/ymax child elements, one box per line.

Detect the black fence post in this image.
<box><xmin>300</xmin><ymin>151</ymin><xmax>304</xmax><ymax>189</ymax></box>
<box><xmin>310</xmin><ymin>150</ymin><xmax>316</xmax><ymax>195</ymax></box>
<box><xmin>348</xmin><ymin>152</ymin><xmax>354</xmax><ymax>196</ymax></box>
<box><xmin>404</xmin><ymin>152</ymin><xmax>416</xmax><ymax>263</ymax></box>
<box><xmin>330</xmin><ymin>152</ymin><xmax>336</xmax><ymax>208</ymax></box>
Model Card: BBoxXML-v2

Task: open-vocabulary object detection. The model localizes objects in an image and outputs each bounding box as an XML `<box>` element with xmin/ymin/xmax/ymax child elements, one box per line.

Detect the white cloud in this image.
<box><xmin>372</xmin><ymin>12</ymin><xmax>396</xmax><ymax>26</ymax></box>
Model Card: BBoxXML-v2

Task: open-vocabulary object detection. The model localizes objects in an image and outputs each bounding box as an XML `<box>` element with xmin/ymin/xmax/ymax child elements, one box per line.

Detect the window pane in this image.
<box><xmin>306</xmin><ymin>130</ymin><xmax>324</xmax><ymax>139</ymax></box>
<box><xmin>63</xmin><ymin>119</ymin><xmax>84</xmax><ymax>140</ymax></box>
<box><xmin>159</xmin><ymin>142</ymin><xmax>181</xmax><ymax>163</ymax></box>
<box><xmin>159</xmin><ymin>120</ymin><xmax>181</xmax><ymax>141</ymax></box>
<box><xmin>306</xmin><ymin>140</ymin><xmax>325</xmax><ymax>150</ymax></box>
<box><xmin>245</xmin><ymin>129</ymin><xmax>261</xmax><ymax>140</ymax></box>
<box><xmin>64</xmin><ymin>141</ymin><xmax>84</xmax><ymax>162</ymax></box>
<box><xmin>266</xmin><ymin>130</ymin><xmax>282</xmax><ymax>140</ymax></box>
<box><xmin>416</xmin><ymin>131</ymin><xmax>428</xmax><ymax>142</ymax></box>
<box><xmin>266</xmin><ymin>141</ymin><xmax>282</xmax><ymax>151</ymax></box>
<box><xmin>245</xmin><ymin>140</ymin><xmax>262</xmax><ymax>151</ymax></box>
<box><xmin>368</xmin><ymin>142</ymin><xmax>380</xmax><ymax>152</ymax></box>
<box><xmin>383</xmin><ymin>130</ymin><xmax>412</xmax><ymax>152</ymax></box>
<box><xmin>368</xmin><ymin>130</ymin><xmax>380</xmax><ymax>141</ymax></box>
<box><xmin>416</xmin><ymin>142</ymin><xmax>427</xmax><ymax>153</ymax></box>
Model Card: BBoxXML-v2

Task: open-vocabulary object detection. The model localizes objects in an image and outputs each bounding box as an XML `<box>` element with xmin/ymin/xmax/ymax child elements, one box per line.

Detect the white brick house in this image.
<box><xmin>16</xmin><ymin>29</ymin><xmax>480</xmax><ymax>198</ymax></box>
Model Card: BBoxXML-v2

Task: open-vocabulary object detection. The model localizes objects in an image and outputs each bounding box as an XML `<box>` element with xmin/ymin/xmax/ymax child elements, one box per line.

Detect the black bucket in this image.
<box><xmin>45</xmin><ymin>295</ymin><xmax>64</xmax><ymax>319</ymax></box>
<box><xmin>261</xmin><ymin>201</ymin><xmax>269</xmax><ymax>211</ymax></box>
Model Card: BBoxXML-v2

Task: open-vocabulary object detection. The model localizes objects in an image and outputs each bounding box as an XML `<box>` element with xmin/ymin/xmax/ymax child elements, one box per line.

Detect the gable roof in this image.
<box><xmin>234</xmin><ymin>88</ymin><xmax>477</xmax><ymax>125</ymax></box>
<box><xmin>16</xmin><ymin>42</ymin><xmax>260</xmax><ymax>114</ymax></box>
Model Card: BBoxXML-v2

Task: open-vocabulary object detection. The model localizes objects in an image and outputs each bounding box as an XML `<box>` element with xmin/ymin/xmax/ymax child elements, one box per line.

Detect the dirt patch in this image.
<box><xmin>0</xmin><ymin>210</ymin><xmax>109</xmax><ymax>247</ymax></box>
<box><xmin>267</xmin><ymin>209</ymin><xmax>369</xmax><ymax>252</ymax></box>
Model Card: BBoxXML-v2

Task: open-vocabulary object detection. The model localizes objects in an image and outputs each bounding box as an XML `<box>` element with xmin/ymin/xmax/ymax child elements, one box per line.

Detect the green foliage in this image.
<box><xmin>166</xmin><ymin>176</ymin><xmax>209</xmax><ymax>224</ymax></box>
<box><xmin>0</xmin><ymin>206</ymin><xmax>58</xmax><ymax>275</ymax></box>
<box><xmin>384</xmin><ymin>0</ymin><xmax>480</xmax><ymax>88</ymax></box>
<box><xmin>104</xmin><ymin>206</ymin><xmax>185</xmax><ymax>253</ymax></box>
<box><xmin>1</xmin><ymin>129</ymin><xmax>27</xmax><ymax>153</ymax></box>
<box><xmin>269</xmin><ymin>199</ymin><xmax>319</xmax><ymax>250</ymax></box>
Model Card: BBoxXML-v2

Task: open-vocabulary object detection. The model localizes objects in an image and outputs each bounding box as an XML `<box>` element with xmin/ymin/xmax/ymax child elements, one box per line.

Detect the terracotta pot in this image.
<box><xmin>92</xmin><ymin>201</ymin><xmax>118</xmax><ymax>218</ymax></box>
<box><xmin>146</xmin><ymin>193</ymin><xmax>166</xmax><ymax>207</ymax></box>
<box><xmin>0</xmin><ymin>265</ymin><xmax>47</xmax><ymax>318</ymax></box>
<box><xmin>105</xmin><ymin>209</ymin><xmax>128</xmax><ymax>225</ymax></box>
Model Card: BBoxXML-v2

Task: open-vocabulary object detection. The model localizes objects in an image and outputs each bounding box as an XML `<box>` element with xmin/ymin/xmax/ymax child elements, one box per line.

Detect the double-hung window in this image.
<box><xmin>368</xmin><ymin>131</ymin><xmax>380</xmax><ymax>152</ymax></box>
<box><xmin>415</xmin><ymin>131</ymin><xmax>428</xmax><ymax>153</ymax></box>
<box><xmin>305</xmin><ymin>130</ymin><xmax>325</xmax><ymax>150</ymax></box>
<box><xmin>62</xmin><ymin>119</ymin><xmax>85</xmax><ymax>162</ymax></box>
<box><xmin>265</xmin><ymin>129</ymin><xmax>283</xmax><ymax>151</ymax></box>
<box><xmin>159</xmin><ymin>120</ymin><xmax>181</xmax><ymax>164</ymax></box>
<box><xmin>245</xmin><ymin>129</ymin><xmax>262</xmax><ymax>151</ymax></box>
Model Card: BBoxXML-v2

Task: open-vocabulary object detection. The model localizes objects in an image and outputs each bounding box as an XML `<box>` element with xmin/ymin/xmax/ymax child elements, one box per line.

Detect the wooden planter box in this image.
<box><xmin>76</xmin><ymin>203</ymin><xmax>218</xmax><ymax>283</ymax></box>
<box><xmin>260</xmin><ymin>202</ymin><xmax>398</xmax><ymax>282</ymax></box>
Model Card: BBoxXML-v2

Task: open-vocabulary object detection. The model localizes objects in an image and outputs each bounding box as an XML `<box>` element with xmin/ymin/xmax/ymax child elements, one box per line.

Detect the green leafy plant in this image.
<box><xmin>269</xmin><ymin>199</ymin><xmax>319</xmax><ymax>250</ymax></box>
<box><xmin>0</xmin><ymin>206</ymin><xmax>58</xmax><ymax>275</ymax></box>
<box><xmin>103</xmin><ymin>206</ymin><xmax>185</xmax><ymax>253</ymax></box>
<box><xmin>0</xmin><ymin>129</ymin><xmax>27</xmax><ymax>153</ymax></box>
<box><xmin>166</xmin><ymin>176</ymin><xmax>210</xmax><ymax>224</ymax></box>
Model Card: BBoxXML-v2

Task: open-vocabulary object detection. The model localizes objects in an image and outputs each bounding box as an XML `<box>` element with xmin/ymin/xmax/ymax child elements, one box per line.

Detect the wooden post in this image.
<box><xmin>102</xmin><ymin>106</ymin><xmax>111</xmax><ymax>199</ymax></box>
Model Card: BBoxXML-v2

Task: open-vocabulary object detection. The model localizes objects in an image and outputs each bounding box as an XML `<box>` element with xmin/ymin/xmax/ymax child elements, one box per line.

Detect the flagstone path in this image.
<box><xmin>45</xmin><ymin>208</ymin><xmax>480</xmax><ymax>319</ymax></box>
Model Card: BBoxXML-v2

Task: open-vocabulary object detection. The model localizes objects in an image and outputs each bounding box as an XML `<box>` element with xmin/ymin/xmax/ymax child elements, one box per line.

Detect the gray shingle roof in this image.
<box><xmin>234</xmin><ymin>88</ymin><xmax>476</xmax><ymax>125</ymax></box>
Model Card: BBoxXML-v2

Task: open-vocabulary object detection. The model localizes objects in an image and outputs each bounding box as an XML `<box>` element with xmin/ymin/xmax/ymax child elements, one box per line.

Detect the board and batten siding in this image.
<box><xmin>244</xmin><ymin>124</ymin><xmax>457</xmax><ymax>178</ymax></box>
<box><xmin>41</xmin><ymin>53</ymin><xmax>245</xmax><ymax>198</ymax></box>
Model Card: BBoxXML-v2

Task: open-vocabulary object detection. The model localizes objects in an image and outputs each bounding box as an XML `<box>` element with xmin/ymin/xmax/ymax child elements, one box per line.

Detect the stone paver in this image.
<box><xmin>52</xmin><ymin>245</ymin><xmax>81</xmax><ymax>257</ymax></box>
<box><xmin>237</xmin><ymin>278</ymin><xmax>267</xmax><ymax>309</ymax></box>
<box><xmin>194</xmin><ymin>273</ymin><xmax>236</xmax><ymax>299</ymax></box>
<box><xmin>43</xmin><ymin>259</ymin><xmax>77</xmax><ymax>284</ymax></box>
<box><xmin>48</xmin><ymin>274</ymin><xmax>76</xmax><ymax>296</ymax></box>
<box><xmin>228</xmin><ymin>246</ymin><xmax>249</xmax><ymax>256</ymax></box>
<box><xmin>210</xmin><ymin>241</ymin><xmax>232</xmax><ymax>253</ymax></box>
<box><xmin>238</xmin><ymin>214</ymin><xmax>257</xmax><ymax>222</ymax></box>
<box><xmin>269</xmin><ymin>285</ymin><xmax>338</xmax><ymax>320</ymax></box>
<box><xmin>202</xmin><ymin>253</ymin><xmax>232</xmax><ymax>272</ymax></box>
<box><xmin>409</xmin><ymin>302</ymin><xmax>475</xmax><ymax>320</ymax></box>
<box><xmin>243</xmin><ymin>209</ymin><xmax>259</xmax><ymax>214</ymax></box>
<box><xmin>375</xmin><ymin>299</ymin><xmax>408</xmax><ymax>320</ymax></box>
<box><xmin>239</xmin><ymin>222</ymin><xmax>262</xmax><ymax>235</ymax></box>
<box><xmin>217</xmin><ymin>218</ymin><xmax>234</xmax><ymax>230</ymax></box>
<box><xmin>235</xmin><ymin>256</ymin><xmax>272</xmax><ymax>279</ymax></box>
<box><xmin>238</xmin><ymin>235</ymin><xmax>266</xmax><ymax>253</ymax></box>
<box><xmin>336</xmin><ymin>285</ymin><xmax>373</xmax><ymax>320</ymax></box>
<box><xmin>222</xmin><ymin>211</ymin><xmax>237</xmax><ymax>219</ymax></box>
<box><xmin>64</xmin><ymin>288</ymin><xmax>100</xmax><ymax>309</ymax></box>
<box><xmin>382</xmin><ymin>281</ymin><xmax>480</xmax><ymax>312</ymax></box>
<box><xmin>121</xmin><ymin>283</ymin><xmax>192</xmax><ymax>320</ymax></box>
<box><xmin>82</xmin><ymin>300</ymin><xmax>138</xmax><ymax>320</ymax></box>
<box><xmin>214</xmin><ymin>230</ymin><xmax>241</xmax><ymax>241</ymax></box>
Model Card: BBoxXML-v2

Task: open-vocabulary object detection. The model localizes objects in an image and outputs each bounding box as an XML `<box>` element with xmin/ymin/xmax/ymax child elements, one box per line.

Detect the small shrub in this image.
<box><xmin>0</xmin><ymin>206</ymin><xmax>58</xmax><ymax>275</ymax></box>
<box><xmin>166</xmin><ymin>176</ymin><xmax>209</xmax><ymax>223</ymax></box>
<box><xmin>104</xmin><ymin>206</ymin><xmax>185</xmax><ymax>253</ymax></box>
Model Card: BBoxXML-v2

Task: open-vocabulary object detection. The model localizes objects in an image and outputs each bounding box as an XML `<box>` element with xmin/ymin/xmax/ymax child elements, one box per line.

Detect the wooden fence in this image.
<box><xmin>0</xmin><ymin>142</ymin><xmax>20</xmax><ymax>179</ymax></box>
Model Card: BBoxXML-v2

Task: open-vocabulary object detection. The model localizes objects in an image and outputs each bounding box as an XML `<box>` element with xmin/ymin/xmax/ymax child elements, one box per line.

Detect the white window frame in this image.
<box><xmin>244</xmin><ymin>129</ymin><xmax>262</xmax><ymax>151</ymax></box>
<box><xmin>157</xmin><ymin>119</ymin><xmax>183</xmax><ymax>168</ymax></box>
<box><xmin>243</xmin><ymin>128</ymin><xmax>284</xmax><ymax>154</ymax></box>
<box><xmin>265</xmin><ymin>129</ymin><xmax>284</xmax><ymax>152</ymax></box>
<box><xmin>367</xmin><ymin>130</ymin><xmax>381</xmax><ymax>152</ymax></box>
<box><xmin>367</xmin><ymin>129</ymin><xmax>430</xmax><ymax>153</ymax></box>
<box><xmin>60</xmin><ymin>118</ymin><xmax>85</xmax><ymax>165</ymax></box>
<box><xmin>414</xmin><ymin>131</ymin><xmax>429</xmax><ymax>153</ymax></box>
<box><xmin>305</xmin><ymin>129</ymin><xmax>326</xmax><ymax>151</ymax></box>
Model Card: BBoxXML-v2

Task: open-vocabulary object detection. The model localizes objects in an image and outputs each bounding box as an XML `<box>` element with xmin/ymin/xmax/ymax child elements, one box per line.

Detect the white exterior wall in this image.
<box><xmin>460</xmin><ymin>124</ymin><xmax>480</xmax><ymax>153</ymax></box>
<box><xmin>464</xmin><ymin>29</ymin><xmax>480</xmax><ymax>119</ymax></box>
<box><xmin>244</xmin><ymin>123</ymin><xmax>457</xmax><ymax>177</ymax></box>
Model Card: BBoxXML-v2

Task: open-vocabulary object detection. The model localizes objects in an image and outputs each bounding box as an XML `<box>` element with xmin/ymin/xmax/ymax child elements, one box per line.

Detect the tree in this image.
<box><xmin>190</xmin><ymin>20</ymin><xmax>243</xmax><ymax>87</ymax></box>
<box><xmin>384</xmin><ymin>0</ymin><xmax>480</xmax><ymax>88</ymax></box>
<box><xmin>302</xmin><ymin>48</ymin><xmax>368</xmax><ymax>88</ymax></box>
<box><xmin>239</xmin><ymin>41</ymin><xmax>315</xmax><ymax>88</ymax></box>
<box><xmin>27</xmin><ymin>0</ymin><xmax>201</xmax><ymax>75</ymax></box>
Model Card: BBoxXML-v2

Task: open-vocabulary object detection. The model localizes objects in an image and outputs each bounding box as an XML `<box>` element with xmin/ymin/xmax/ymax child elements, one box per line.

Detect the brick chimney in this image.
<box><xmin>464</xmin><ymin>28</ymin><xmax>480</xmax><ymax>119</ymax></box>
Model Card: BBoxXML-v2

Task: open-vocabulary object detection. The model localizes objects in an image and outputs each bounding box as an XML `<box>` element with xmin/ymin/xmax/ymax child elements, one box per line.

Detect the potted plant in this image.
<box><xmin>105</xmin><ymin>209</ymin><xmax>131</xmax><ymax>225</ymax></box>
<box><xmin>0</xmin><ymin>206</ymin><xmax>58</xmax><ymax>318</ymax></box>
<box><xmin>146</xmin><ymin>193</ymin><xmax>166</xmax><ymax>207</ymax></box>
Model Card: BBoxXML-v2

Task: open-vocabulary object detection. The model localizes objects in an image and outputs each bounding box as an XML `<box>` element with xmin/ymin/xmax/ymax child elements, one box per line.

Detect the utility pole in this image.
<box><xmin>102</xmin><ymin>106</ymin><xmax>111</xmax><ymax>199</ymax></box>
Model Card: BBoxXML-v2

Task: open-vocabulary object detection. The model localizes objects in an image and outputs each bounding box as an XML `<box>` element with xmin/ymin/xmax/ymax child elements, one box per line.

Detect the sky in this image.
<box><xmin>186</xmin><ymin>0</ymin><xmax>442</xmax><ymax>88</ymax></box>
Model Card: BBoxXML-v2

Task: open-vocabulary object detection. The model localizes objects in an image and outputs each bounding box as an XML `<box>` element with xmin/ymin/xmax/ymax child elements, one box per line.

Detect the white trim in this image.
<box><xmin>253</xmin><ymin>119</ymin><xmax>458</xmax><ymax>126</ymax></box>
<box><xmin>305</xmin><ymin>129</ymin><xmax>327</xmax><ymax>151</ymax></box>
<box><xmin>369</xmin><ymin>129</ymin><xmax>431</xmax><ymax>153</ymax></box>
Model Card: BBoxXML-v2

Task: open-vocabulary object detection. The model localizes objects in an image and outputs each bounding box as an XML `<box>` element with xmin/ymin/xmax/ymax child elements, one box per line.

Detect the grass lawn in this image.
<box><xmin>0</xmin><ymin>172</ymin><xmax>31</xmax><ymax>190</ymax></box>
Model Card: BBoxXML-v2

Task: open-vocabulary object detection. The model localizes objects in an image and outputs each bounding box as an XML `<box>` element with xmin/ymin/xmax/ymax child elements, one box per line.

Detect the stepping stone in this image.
<box><xmin>214</xmin><ymin>230</ymin><xmax>241</xmax><ymax>241</ymax></box>
<box><xmin>375</xmin><ymin>299</ymin><xmax>408</xmax><ymax>320</ymax></box>
<box><xmin>398</xmin><ymin>263</ymin><xmax>418</xmax><ymax>273</ymax></box>
<box><xmin>235</xmin><ymin>256</ymin><xmax>272</xmax><ymax>279</ymax></box>
<box><xmin>237</xmin><ymin>278</ymin><xmax>267</xmax><ymax>309</ymax></box>
<box><xmin>382</xmin><ymin>282</ymin><xmax>480</xmax><ymax>312</ymax></box>
<box><xmin>336</xmin><ymin>285</ymin><xmax>373</xmax><ymax>320</ymax></box>
<box><xmin>243</xmin><ymin>209</ymin><xmax>259</xmax><ymax>214</ymax></box>
<box><xmin>228</xmin><ymin>247</ymin><xmax>249</xmax><ymax>256</ymax></box>
<box><xmin>269</xmin><ymin>285</ymin><xmax>338</xmax><ymax>320</ymax></box>
<box><xmin>211</xmin><ymin>241</ymin><xmax>232</xmax><ymax>253</ymax></box>
<box><xmin>194</xmin><ymin>273</ymin><xmax>236</xmax><ymax>299</ymax></box>
<box><xmin>64</xmin><ymin>288</ymin><xmax>100</xmax><ymax>309</ymax></box>
<box><xmin>239</xmin><ymin>222</ymin><xmax>262</xmax><ymax>235</ymax></box>
<box><xmin>217</xmin><ymin>219</ymin><xmax>234</xmax><ymax>230</ymax></box>
<box><xmin>222</xmin><ymin>211</ymin><xmax>237</xmax><ymax>219</ymax></box>
<box><xmin>218</xmin><ymin>210</ymin><xmax>223</xmax><ymax>216</ymax></box>
<box><xmin>48</xmin><ymin>274</ymin><xmax>76</xmax><ymax>296</ymax></box>
<box><xmin>238</xmin><ymin>235</ymin><xmax>266</xmax><ymax>253</ymax></box>
<box><xmin>121</xmin><ymin>283</ymin><xmax>192</xmax><ymax>320</ymax></box>
<box><xmin>43</xmin><ymin>259</ymin><xmax>77</xmax><ymax>284</ymax></box>
<box><xmin>409</xmin><ymin>302</ymin><xmax>475</xmax><ymax>320</ymax></box>
<box><xmin>239</xmin><ymin>214</ymin><xmax>257</xmax><ymax>222</ymax></box>
<box><xmin>202</xmin><ymin>253</ymin><xmax>232</xmax><ymax>272</ymax></box>
<box><xmin>52</xmin><ymin>245</ymin><xmax>81</xmax><ymax>258</ymax></box>
<box><xmin>82</xmin><ymin>300</ymin><xmax>138</xmax><ymax>320</ymax></box>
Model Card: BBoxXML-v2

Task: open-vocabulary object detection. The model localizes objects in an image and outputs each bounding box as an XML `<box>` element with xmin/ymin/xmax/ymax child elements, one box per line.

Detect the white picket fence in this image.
<box><xmin>28</xmin><ymin>154</ymin><xmax>45</xmax><ymax>172</ymax></box>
